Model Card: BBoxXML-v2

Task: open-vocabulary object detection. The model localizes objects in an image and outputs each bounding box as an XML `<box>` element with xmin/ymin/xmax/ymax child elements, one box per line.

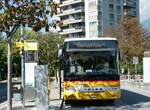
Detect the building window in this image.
<box><xmin>134</xmin><ymin>2</ymin><xmax>136</xmax><ymax>6</ymax></box>
<box><xmin>109</xmin><ymin>0</ymin><xmax>114</xmax><ymax>3</ymax></box>
<box><xmin>109</xmin><ymin>4</ymin><xmax>114</xmax><ymax>12</ymax></box>
<box><xmin>98</xmin><ymin>11</ymin><xmax>102</xmax><ymax>20</ymax></box>
<box><xmin>109</xmin><ymin>14</ymin><xmax>114</xmax><ymax>20</ymax></box>
<box><xmin>133</xmin><ymin>11</ymin><xmax>137</xmax><ymax>16</ymax></box>
<box><xmin>117</xmin><ymin>15</ymin><xmax>121</xmax><ymax>23</ymax></box>
<box><xmin>109</xmin><ymin>13</ymin><xmax>114</xmax><ymax>25</ymax></box>
<box><xmin>116</xmin><ymin>0</ymin><xmax>121</xmax><ymax>4</ymax></box>
<box><xmin>116</xmin><ymin>5</ymin><xmax>121</xmax><ymax>14</ymax></box>
<box><xmin>89</xmin><ymin>21</ymin><xmax>97</xmax><ymax>37</ymax></box>
<box><xmin>98</xmin><ymin>0</ymin><xmax>102</xmax><ymax>11</ymax></box>
<box><xmin>98</xmin><ymin>21</ymin><xmax>102</xmax><ymax>36</ymax></box>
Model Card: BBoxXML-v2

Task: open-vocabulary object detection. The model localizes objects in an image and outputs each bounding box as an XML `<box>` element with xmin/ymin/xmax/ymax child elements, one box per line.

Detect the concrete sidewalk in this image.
<box><xmin>0</xmin><ymin>79</ymin><xmax>63</xmax><ymax>110</ymax></box>
<box><xmin>121</xmin><ymin>80</ymin><xmax>150</xmax><ymax>94</ymax></box>
<box><xmin>49</xmin><ymin>80</ymin><xmax>63</xmax><ymax>110</ymax></box>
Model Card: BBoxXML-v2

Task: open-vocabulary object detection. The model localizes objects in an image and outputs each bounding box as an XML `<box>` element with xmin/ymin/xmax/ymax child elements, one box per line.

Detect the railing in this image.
<box><xmin>62</xmin><ymin>17</ymin><xmax>84</xmax><ymax>24</ymax></box>
<box><xmin>59</xmin><ymin>7</ymin><xmax>84</xmax><ymax>15</ymax></box>
<box><xmin>121</xmin><ymin>75</ymin><xmax>143</xmax><ymax>82</ymax></box>
<box><xmin>60</xmin><ymin>0</ymin><xmax>84</xmax><ymax>7</ymax></box>
<box><xmin>59</xmin><ymin>26</ymin><xmax>85</xmax><ymax>34</ymax></box>
<box><xmin>123</xmin><ymin>0</ymin><xmax>134</xmax><ymax>7</ymax></box>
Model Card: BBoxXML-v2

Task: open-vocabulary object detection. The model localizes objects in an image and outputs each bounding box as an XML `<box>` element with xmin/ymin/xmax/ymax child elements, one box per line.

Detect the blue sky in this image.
<box><xmin>140</xmin><ymin>0</ymin><xmax>150</xmax><ymax>22</ymax></box>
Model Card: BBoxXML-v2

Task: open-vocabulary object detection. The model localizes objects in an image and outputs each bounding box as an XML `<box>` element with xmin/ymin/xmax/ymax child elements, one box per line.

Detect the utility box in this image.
<box><xmin>35</xmin><ymin>65</ymin><xmax>48</xmax><ymax>110</ymax></box>
<box><xmin>143</xmin><ymin>51</ymin><xmax>150</xmax><ymax>83</ymax></box>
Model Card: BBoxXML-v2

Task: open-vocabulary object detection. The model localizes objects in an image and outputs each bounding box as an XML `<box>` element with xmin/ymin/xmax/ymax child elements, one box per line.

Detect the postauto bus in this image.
<box><xmin>59</xmin><ymin>37</ymin><xmax>121</xmax><ymax>103</ymax></box>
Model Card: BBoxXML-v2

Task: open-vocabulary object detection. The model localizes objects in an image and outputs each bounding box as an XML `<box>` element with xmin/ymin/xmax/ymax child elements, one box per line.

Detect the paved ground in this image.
<box><xmin>1</xmin><ymin>79</ymin><xmax>150</xmax><ymax>110</ymax></box>
<box><xmin>0</xmin><ymin>79</ymin><xmax>62</xmax><ymax>110</ymax></box>
<box><xmin>49</xmin><ymin>79</ymin><xmax>63</xmax><ymax>110</ymax></box>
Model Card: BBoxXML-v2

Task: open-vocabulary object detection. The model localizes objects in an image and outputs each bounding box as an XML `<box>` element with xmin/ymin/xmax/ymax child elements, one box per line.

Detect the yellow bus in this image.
<box><xmin>59</xmin><ymin>37</ymin><xmax>121</xmax><ymax>103</ymax></box>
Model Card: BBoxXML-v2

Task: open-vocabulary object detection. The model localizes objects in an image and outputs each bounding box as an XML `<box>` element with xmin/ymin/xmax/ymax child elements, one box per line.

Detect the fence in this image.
<box><xmin>120</xmin><ymin>75</ymin><xmax>143</xmax><ymax>82</ymax></box>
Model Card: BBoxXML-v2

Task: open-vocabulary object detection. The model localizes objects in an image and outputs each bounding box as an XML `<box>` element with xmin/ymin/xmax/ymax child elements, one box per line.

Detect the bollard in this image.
<box><xmin>48</xmin><ymin>75</ymin><xmax>51</xmax><ymax>101</ymax></box>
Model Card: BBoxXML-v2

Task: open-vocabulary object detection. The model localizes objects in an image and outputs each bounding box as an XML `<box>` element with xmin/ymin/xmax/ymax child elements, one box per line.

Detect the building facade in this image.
<box><xmin>57</xmin><ymin>0</ymin><xmax>139</xmax><ymax>38</ymax></box>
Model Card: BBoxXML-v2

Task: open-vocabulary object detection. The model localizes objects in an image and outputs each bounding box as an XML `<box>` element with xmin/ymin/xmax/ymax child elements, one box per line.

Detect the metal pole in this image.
<box><xmin>20</xmin><ymin>25</ymin><xmax>25</xmax><ymax>107</ymax></box>
<box><xmin>135</xmin><ymin>64</ymin><xmax>137</xmax><ymax>74</ymax></box>
<box><xmin>20</xmin><ymin>50</ymin><xmax>25</xmax><ymax>107</ymax></box>
<box><xmin>7</xmin><ymin>39</ymin><xmax>12</xmax><ymax>110</ymax></box>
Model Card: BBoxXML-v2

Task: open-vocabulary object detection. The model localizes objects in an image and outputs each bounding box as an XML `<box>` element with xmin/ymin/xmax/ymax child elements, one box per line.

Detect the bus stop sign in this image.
<box><xmin>133</xmin><ymin>56</ymin><xmax>139</xmax><ymax>64</ymax></box>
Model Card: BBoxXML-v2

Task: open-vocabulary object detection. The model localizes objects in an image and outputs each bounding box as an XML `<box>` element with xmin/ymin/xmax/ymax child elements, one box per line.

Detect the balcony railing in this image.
<box><xmin>60</xmin><ymin>0</ymin><xmax>84</xmax><ymax>7</ymax></box>
<box><xmin>123</xmin><ymin>0</ymin><xmax>134</xmax><ymax>7</ymax></box>
<box><xmin>59</xmin><ymin>26</ymin><xmax>85</xmax><ymax>34</ymax></box>
<box><xmin>58</xmin><ymin>7</ymin><xmax>84</xmax><ymax>16</ymax></box>
<box><xmin>62</xmin><ymin>17</ymin><xmax>85</xmax><ymax>25</ymax></box>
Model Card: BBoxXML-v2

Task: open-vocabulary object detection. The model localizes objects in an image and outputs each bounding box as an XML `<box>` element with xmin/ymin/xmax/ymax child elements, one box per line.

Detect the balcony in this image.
<box><xmin>59</xmin><ymin>26</ymin><xmax>85</xmax><ymax>35</ymax></box>
<box><xmin>60</xmin><ymin>0</ymin><xmax>84</xmax><ymax>7</ymax></box>
<box><xmin>126</xmin><ymin>11</ymin><xmax>136</xmax><ymax>16</ymax></box>
<box><xmin>123</xmin><ymin>0</ymin><xmax>134</xmax><ymax>8</ymax></box>
<box><xmin>58</xmin><ymin>7</ymin><xmax>84</xmax><ymax>16</ymax></box>
<box><xmin>62</xmin><ymin>18</ymin><xmax>85</xmax><ymax>25</ymax></box>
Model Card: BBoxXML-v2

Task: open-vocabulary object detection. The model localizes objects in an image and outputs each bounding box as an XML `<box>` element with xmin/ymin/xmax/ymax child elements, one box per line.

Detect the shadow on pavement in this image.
<box><xmin>65</xmin><ymin>100</ymin><xmax>115</xmax><ymax>107</ymax></box>
<box><xmin>49</xmin><ymin>106</ymin><xmax>61</xmax><ymax>110</ymax></box>
<box><xmin>0</xmin><ymin>83</ymin><xmax>7</xmax><ymax>103</ymax></box>
<box><xmin>120</xmin><ymin>89</ymin><xmax>150</xmax><ymax>106</ymax></box>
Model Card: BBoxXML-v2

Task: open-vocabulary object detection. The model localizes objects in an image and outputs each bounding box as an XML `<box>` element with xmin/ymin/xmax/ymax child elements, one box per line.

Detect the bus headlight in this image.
<box><xmin>66</xmin><ymin>87</ymin><xmax>76</xmax><ymax>93</ymax></box>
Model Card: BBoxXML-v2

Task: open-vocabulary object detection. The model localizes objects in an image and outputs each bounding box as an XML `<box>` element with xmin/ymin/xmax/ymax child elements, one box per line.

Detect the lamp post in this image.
<box><xmin>7</xmin><ymin>26</ymin><xmax>19</xmax><ymax>110</ymax></box>
<box><xmin>20</xmin><ymin>25</ymin><xmax>25</xmax><ymax>108</ymax></box>
<box><xmin>7</xmin><ymin>38</ymin><xmax>12</xmax><ymax>110</ymax></box>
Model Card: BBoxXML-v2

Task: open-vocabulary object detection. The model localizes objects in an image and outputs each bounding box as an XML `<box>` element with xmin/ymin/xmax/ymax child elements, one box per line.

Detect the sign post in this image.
<box><xmin>133</xmin><ymin>56</ymin><xmax>139</xmax><ymax>74</ymax></box>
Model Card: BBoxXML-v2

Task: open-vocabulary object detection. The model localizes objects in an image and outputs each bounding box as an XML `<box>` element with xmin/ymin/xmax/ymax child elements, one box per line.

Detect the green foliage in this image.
<box><xmin>105</xmin><ymin>17</ymin><xmax>150</xmax><ymax>75</ymax></box>
<box><xmin>0</xmin><ymin>37</ymin><xmax>7</xmax><ymax>80</ymax></box>
<box><xmin>121</xmin><ymin>62</ymin><xmax>143</xmax><ymax>75</ymax></box>
<box><xmin>37</xmin><ymin>32</ymin><xmax>64</xmax><ymax>76</ymax></box>
<box><xmin>12</xmin><ymin>28</ymin><xmax>64</xmax><ymax>77</ymax></box>
<box><xmin>12</xmin><ymin>53</ymin><xmax>21</xmax><ymax>77</ymax></box>
<box><xmin>0</xmin><ymin>33</ymin><xmax>22</xmax><ymax>80</ymax></box>
<box><xmin>0</xmin><ymin>0</ymin><xmax>59</xmax><ymax>38</ymax></box>
<box><xmin>0</xmin><ymin>0</ymin><xmax>61</xmax><ymax>80</ymax></box>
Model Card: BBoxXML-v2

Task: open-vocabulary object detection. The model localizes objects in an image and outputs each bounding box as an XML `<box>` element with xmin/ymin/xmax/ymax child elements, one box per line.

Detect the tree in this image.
<box><xmin>13</xmin><ymin>29</ymin><xmax>64</xmax><ymax>76</ymax></box>
<box><xmin>104</xmin><ymin>17</ymin><xmax>150</xmax><ymax>74</ymax></box>
<box><xmin>0</xmin><ymin>0</ymin><xmax>59</xmax><ymax>35</ymax></box>
<box><xmin>0</xmin><ymin>1</ymin><xmax>59</xmax><ymax>109</ymax></box>
<box><xmin>37</xmin><ymin>32</ymin><xmax>64</xmax><ymax>76</ymax></box>
<box><xmin>0</xmin><ymin>30</ymin><xmax>22</xmax><ymax>80</ymax></box>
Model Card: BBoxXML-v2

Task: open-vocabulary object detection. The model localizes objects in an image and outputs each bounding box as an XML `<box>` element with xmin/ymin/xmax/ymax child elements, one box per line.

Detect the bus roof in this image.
<box><xmin>64</xmin><ymin>37</ymin><xmax>117</xmax><ymax>42</ymax></box>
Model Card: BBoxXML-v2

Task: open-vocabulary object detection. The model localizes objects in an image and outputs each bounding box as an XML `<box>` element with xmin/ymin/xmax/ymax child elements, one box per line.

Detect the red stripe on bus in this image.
<box><xmin>64</xmin><ymin>80</ymin><xmax>120</xmax><ymax>82</ymax></box>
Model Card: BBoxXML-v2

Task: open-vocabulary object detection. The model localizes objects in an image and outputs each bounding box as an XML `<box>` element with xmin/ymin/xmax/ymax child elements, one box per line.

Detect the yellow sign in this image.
<box><xmin>15</xmin><ymin>41</ymin><xmax>24</xmax><ymax>51</ymax></box>
<box><xmin>24</xmin><ymin>41</ymin><xmax>38</xmax><ymax>51</ymax></box>
<box><xmin>15</xmin><ymin>41</ymin><xmax>24</xmax><ymax>48</ymax></box>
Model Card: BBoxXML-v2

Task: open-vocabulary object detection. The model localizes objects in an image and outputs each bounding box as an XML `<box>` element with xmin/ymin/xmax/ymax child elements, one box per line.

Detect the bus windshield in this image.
<box><xmin>64</xmin><ymin>50</ymin><xmax>118</xmax><ymax>76</ymax></box>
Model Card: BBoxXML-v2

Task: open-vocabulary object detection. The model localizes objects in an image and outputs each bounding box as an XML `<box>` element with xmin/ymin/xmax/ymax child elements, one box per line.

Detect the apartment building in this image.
<box><xmin>57</xmin><ymin>0</ymin><xmax>139</xmax><ymax>38</ymax></box>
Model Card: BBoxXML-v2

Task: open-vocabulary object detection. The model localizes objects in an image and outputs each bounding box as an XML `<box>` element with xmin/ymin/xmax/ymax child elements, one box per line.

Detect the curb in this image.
<box><xmin>60</xmin><ymin>98</ymin><xmax>64</xmax><ymax>110</ymax></box>
<box><xmin>0</xmin><ymin>101</ymin><xmax>7</xmax><ymax>110</ymax></box>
